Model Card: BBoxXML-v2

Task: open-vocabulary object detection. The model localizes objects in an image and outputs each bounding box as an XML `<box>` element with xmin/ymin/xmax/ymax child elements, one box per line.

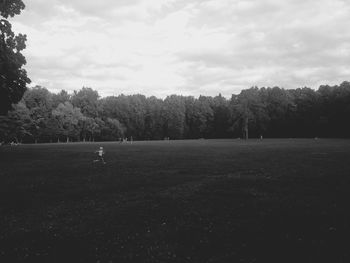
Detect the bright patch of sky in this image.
<box><xmin>11</xmin><ymin>0</ymin><xmax>350</xmax><ymax>97</ymax></box>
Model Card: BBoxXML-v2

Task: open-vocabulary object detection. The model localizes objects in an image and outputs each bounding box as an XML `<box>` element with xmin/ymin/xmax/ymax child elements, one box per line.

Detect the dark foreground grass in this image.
<box><xmin>1</xmin><ymin>139</ymin><xmax>350</xmax><ymax>262</ymax></box>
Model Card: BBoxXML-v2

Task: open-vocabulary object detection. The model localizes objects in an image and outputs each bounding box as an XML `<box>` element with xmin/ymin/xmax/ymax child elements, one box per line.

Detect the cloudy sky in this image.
<box><xmin>11</xmin><ymin>0</ymin><xmax>350</xmax><ymax>98</ymax></box>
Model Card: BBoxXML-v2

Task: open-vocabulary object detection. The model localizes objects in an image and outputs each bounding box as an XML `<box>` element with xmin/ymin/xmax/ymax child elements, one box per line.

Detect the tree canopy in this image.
<box><xmin>1</xmin><ymin>82</ymin><xmax>349</xmax><ymax>143</ymax></box>
<box><xmin>0</xmin><ymin>0</ymin><xmax>30</xmax><ymax>115</ymax></box>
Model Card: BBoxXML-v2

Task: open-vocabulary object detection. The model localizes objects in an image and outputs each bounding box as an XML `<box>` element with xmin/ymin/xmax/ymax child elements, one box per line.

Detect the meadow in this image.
<box><xmin>0</xmin><ymin>139</ymin><xmax>350</xmax><ymax>262</ymax></box>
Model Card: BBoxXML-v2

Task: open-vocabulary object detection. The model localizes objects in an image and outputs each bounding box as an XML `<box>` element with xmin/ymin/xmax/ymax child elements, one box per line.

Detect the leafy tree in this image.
<box><xmin>99</xmin><ymin>94</ymin><xmax>147</xmax><ymax>139</ymax></box>
<box><xmin>212</xmin><ymin>94</ymin><xmax>231</xmax><ymax>138</ymax></box>
<box><xmin>80</xmin><ymin>117</ymin><xmax>103</xmax><ymax>142</ymax></box>
<box><xmin>290</xmin><ymin>87</ymin><xmax>320</xmax><ymax>137</ymax></box>
<box><xmin>71</xmin><ymin>87</ymin><xmax>99</xmax><ymax>118</ymax></box>
<box><xmin>128</xmin><ymin>95</ymin><xmax>147</xmax><ymax>139</ymax></box>
<box><xmin>185</xmin><ymin>96</ymin><xmax>214</xmax><ymax>138</ymax></box>
<box><xmin>196</xmin><ymin>96</ymin><xmax>214</xmax><ymax>138</ymax></box>
<box><xmin>52</xmin><ymin>102</ymin><xmax>84</xmax><ymax>142</ymax></box>
<box><xmin>23</xmin><ymin>86</ymin><xmax>52</xmax><ymax>110</ymax></box>
<box><xmin>45</xmin><ymin>115</ymin><xmax>62</xmax><ymax>142</ymax></box>
<box><xmin>100</xmin><ymin>118</ymin><xmax>125</xmax><ymax>141</ymax></box>
<box><xmin>52</xmin><ymin>90</ymin><xmax>70</xmax><ymax>108</ymax></box>
<box><xmin>0</xmin><ymin>0</ymin><xmax>30</xmax><ymax>115</ymax></box>
<box><xmin>184</xmin><ymin>96</ymin><xmax>196</xmax><ymax>138</ymax></box>
<box><xmin>317</xmin><ymin>82</ymin><xmax>350</xmax><ymax>137</ymax></box>
<box><xmin>98</xmin><ymin>96</ymin><xmax>119</xmax><ymax>119</ymax></box>
<box><xmin>144</xmin><ymin>96</ymin><xmax>164</xmax><ymax>140</ymax></box>
<box><xmin>23</xmin><ymin>86</ymin><xmax>53</xmax><ymax>142</ymax></box>
<box><xmin>100</xmin><ymin>95</ymin><xmax>131</xmax><ymax>134</ymax></box>
<box><xmin>163</xmin><ymin>95</ymin><xmax>186</xmax><ymax>139</ymax></box>
<box><xmin>260</xmin><ymin>87</ymin><xmax>295</xmax><ymax>137</ymax></box>
<box><xmin>230</xmin><ymin>87</ymin><xmax>268</xmax><ymax>139</ymax></box>
<box><xmin>0</xmin><ymin>101</ymin><xmax>31</xmax><ymax>142</ymax></box>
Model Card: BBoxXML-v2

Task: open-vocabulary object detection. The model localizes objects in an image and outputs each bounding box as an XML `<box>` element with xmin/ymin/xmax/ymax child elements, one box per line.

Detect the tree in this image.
<box><xmin>0</xmin><ymin>0</ymin><xmax>30</xmax><ymax>115</ymax></box>
<box><xmin>52</xmin><ymin>90</ymin><xmax>70</xmax><ymax>108</ymax></box>
<box><xmin>23</xmin><ymin>86</ymin><xmax>53</xmax><ymax>142</ymax></box>
<box><xmin>0</xmin><ymin>101</ymin><xmax>31</xmax><ymax>142</ymax></box>
<box><xmin>290</xmin><ymin>87</ymin><xmax>320</xmax><ymax>137</ymax></box>
<box><xmin>127</xmin><ymin>95</ymin><xmax>147</xmax><ymax>139</ymax></box>
<box><xmin>52</xmin><ymin>102</ymin><xmax>84</xmax><ymax>142</ymax></box>
<box><xmin>260</xmin><ymin>87</ymin><xmax>295</xmax><ymax>137</ymax></box>
<box><xmin>99</xmin><ymin>94</ymin><xmax>147</xmax><ymax>139</ymax></box>
<box><xmin>79</xmin><ymin>117</ymin><xmax>103</xmax><ymax>142</ymax></box>
<box><xmin>71</xmin><ymin>87</ymin><xmax>99</xmax><ymax>118</ymax></box>
<box><xmin>100</xmin><ymin>118</ymin><xmax>125</xmax><ymax>141</ymax></box>
<box><xmin>230</xmin><ymin>87</ymin><xmax>268</xmax><ymax>139</ymax></box>
<box><xmin>212</xmin><ymin>94</ymin><xmax>231</xmax><ymax>138</ymax></box>
<box><xmin>144</xmin><ymin>96</ymin><xmax>164</xmax><ymax>140</ymax></box>
<box><xmin>163</xmin><ymin>95</ymin><xmax>186</xmax><ymax>139</ymax></box>
<box><xmin>317</xmin><ymin>82</ymin><xmax>350</xmax><ymax>137</ymax></box>
<box><xmin>185</xmin><ymin>96</ymin><xmax>214</xmax><ymax>138</ymax></box>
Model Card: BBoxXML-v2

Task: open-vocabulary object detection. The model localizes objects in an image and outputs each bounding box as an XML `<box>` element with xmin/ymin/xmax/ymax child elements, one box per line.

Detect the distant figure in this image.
<box><xmin>93</xmin><ymin>146</ymin><xmax>106</xmax><ymax>164</ymax></box>
<box><xmin>260</xmin><ymin>135</ymin><xmax>263</xmax><ymax>140</ymax></box>
<box><xmin>130</xmin><ymin>136</ymin><xmax>133</xmax><ymax>144</ymax></box>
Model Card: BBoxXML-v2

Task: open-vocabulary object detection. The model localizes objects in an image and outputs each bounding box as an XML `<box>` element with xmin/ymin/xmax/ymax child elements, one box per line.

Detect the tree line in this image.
<box><xmin>1</xmin><ymin>81</ymin><xmax>349</xmax><ymax>143</ymax></box>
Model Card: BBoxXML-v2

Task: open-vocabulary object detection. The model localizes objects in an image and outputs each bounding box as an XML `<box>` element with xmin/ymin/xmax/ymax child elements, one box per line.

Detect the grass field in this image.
<box><xmin>1</xmin><ymin>139</ymin><xmax>350</xmax><ymax>262</ymax></box>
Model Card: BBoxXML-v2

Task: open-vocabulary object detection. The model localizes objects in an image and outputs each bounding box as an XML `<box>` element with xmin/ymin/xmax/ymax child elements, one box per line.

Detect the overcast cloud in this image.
<box><xmin>10</xmin><ymin>0</ymin><xmax>350</xmax><ymax>97</ymax></box>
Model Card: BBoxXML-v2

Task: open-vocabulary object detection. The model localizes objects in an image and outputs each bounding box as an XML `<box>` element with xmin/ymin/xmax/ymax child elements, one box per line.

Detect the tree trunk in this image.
<box><xmin>66</xmin><ymin>137</ymin><xmax>69</xmax><ymax>143</ymax></box>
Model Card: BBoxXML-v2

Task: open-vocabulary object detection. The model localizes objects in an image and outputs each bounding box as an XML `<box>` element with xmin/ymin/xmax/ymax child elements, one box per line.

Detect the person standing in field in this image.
<box><xmin>94</xmin><ymin>146</ymin><xmax>106</xmax><ymax>164</ymax></box>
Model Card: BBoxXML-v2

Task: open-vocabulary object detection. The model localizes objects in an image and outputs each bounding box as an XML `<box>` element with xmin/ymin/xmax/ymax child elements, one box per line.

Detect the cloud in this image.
<box><xmin>9</xmin><ymin>0</ymin><xmax>350</xmax><ymax>97</ymax></box>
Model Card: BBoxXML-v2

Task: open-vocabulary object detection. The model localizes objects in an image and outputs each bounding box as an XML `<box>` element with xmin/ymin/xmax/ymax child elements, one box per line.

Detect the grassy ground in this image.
<box><xmin>0</xmin><ymin>139</ymin><xmax>350</xmax><ymax>262</ymax></box>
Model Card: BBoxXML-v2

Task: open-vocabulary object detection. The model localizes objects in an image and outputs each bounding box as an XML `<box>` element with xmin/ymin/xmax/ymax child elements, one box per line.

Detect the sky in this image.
<box><xmin>10</xmin><ymin>0</ymin><xmax>350</xmax><ymax>98</ymax></box>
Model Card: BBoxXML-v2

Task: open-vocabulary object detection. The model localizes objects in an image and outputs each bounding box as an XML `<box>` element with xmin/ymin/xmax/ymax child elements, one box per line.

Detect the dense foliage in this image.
<box><xmin>0</xmin><ymin>0</ymin><xmax>30</xmax><ymax>115</ymax></box>
<box><xmin>0</xmin><ymin>82</ymin><xmax>350</xmax><ymax>143</ymax></box>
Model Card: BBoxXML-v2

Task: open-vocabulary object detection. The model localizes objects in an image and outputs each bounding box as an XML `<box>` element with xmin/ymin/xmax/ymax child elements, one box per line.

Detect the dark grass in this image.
<box><xmin>1</xmin><ymin>139</ymin><xmax>350</xmax><ymax>262</ymax></box>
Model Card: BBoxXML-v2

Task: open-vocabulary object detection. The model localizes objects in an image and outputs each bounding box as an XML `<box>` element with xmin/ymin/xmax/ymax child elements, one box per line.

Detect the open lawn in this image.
<box><xmin>1</xmin><ymin>139</ymin><xmax>350</xmax><ymax>262</ymax></box>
